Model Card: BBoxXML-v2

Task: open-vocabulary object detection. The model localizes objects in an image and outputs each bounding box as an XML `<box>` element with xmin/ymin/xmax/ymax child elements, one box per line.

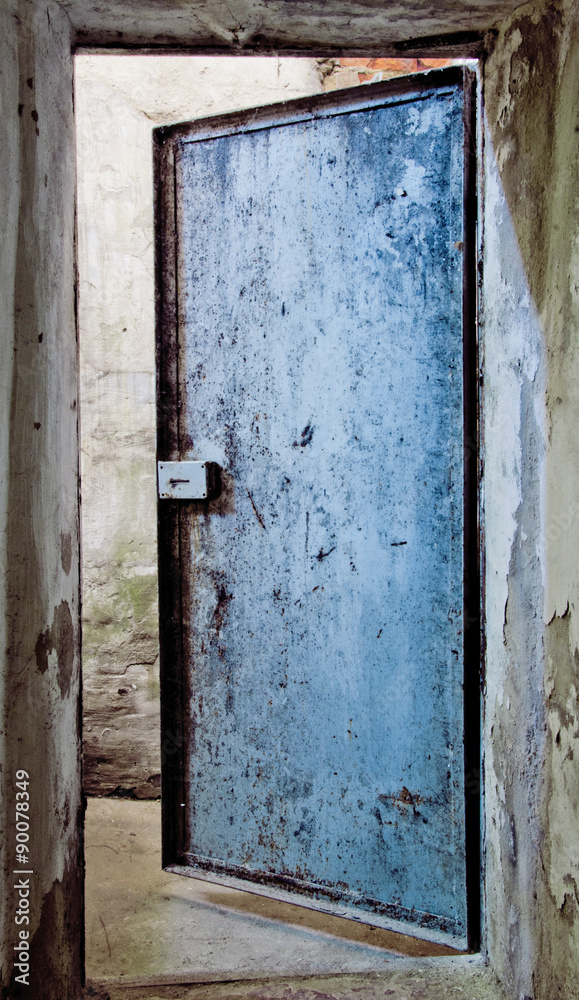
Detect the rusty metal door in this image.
<box><xmin>154</xmin><ymin>68</ymin><xmax>478</xmax><ymax>949</ymax></box>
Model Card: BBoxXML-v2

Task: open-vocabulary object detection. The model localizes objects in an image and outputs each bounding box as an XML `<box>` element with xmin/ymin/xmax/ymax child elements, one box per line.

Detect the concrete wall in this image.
<box><xmin>482</xmin><ymin>1</ymin><xmax>579</xmax><ymax>996</ymax></box>
<box><xmin>0</xmin><ymin>1</ymin><xmax>83</xmax><ymax>998</ymax></box>
<box><xmin>76</xmin><ymin>55</ymin><xmax>324</xmax><ymax>797</ymax></box>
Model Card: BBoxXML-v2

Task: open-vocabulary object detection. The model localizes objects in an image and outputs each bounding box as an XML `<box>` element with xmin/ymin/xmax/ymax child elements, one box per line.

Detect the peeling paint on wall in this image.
<box><xmin>35</xmin><ymin>600</ymin><xmax>75</xmax><ymax>697</ymax></box>
<box><xmin>484</xmin><ymin>0</ymin><xmax>579</xmax><ymax>996</ymax></box>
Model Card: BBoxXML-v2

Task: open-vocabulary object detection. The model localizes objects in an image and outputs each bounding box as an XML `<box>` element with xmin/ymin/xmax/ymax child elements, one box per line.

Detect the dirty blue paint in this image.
<box><xmin>171</xmin><ymin>82</ymin><xmax>467</xmax><ymax>940</ymax></box>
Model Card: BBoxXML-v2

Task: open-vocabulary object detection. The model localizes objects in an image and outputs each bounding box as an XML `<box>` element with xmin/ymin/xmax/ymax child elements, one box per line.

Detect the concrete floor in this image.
<box><xmin>84</xmin><ymin>798</ymin><xmax>506</xmax><ymax>1000</ymax></box>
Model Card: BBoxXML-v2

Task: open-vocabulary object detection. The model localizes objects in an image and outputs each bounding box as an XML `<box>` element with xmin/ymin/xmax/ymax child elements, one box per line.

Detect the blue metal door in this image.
<box><xmin>155</xmin><ymin>69</ymin><xmax>476</xmax><ymax>949</ymax></box>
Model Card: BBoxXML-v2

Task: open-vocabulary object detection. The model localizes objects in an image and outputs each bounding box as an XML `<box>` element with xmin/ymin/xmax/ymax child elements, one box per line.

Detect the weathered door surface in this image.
<box><xmin>155</xmin><ymin>68</ymin><xmax>477</xmax><ymax>948</ymax></box>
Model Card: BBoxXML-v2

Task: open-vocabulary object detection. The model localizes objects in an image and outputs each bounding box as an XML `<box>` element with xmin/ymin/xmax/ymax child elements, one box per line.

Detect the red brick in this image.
<box><xmin>367</xmin><ymin>58</ymin><xmax>417</xmax><ymax>72</ymax></box>
<box><xmin>417</xmin><ymin>58</ymin><xmax>454</xmax><ymax>69</ymax></box>
<box><xmin>339</xmin><ymin>57</ymin><xmax>372</xmax><ymax>67</ymax></box>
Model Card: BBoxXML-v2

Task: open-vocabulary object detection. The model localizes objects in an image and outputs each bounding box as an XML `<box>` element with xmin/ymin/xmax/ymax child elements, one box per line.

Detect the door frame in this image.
<box><xmin>4</xmin><ymin>0</ymin><xmax>571</xmax><ymax>990</ymax></box>
<box><xmin>153</xmin><ymin>64</ymin><xmax>482</xmax><ymax>952</ymax></box>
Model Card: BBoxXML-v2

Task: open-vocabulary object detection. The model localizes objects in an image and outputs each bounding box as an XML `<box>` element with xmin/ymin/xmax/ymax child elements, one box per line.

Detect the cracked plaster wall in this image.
<box><xmin>483</xmin><ymin>0</ymin><xmax>579</xmax><ymax>996</ymax></box>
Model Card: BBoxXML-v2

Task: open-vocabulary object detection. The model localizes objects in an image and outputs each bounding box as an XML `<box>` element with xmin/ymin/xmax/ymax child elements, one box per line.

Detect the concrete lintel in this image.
<box><xmin>61</xmin><ymin>0</ymin><xmax>518</xmax><ymax>52</ymax></box>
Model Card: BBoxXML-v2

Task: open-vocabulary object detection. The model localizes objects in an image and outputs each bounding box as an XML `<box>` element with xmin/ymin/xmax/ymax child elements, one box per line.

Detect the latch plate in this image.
<box><xmin>158</xmin><ymin>460</ymin><xmax>220</xmax><ymax>500</ymax></box>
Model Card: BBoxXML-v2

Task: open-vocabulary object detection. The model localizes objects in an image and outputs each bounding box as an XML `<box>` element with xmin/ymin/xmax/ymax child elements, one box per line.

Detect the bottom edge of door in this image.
<box><xmin>166</xmin><ymin>855</ymin><xmax>468</xmax><ymax>952</ymax></box>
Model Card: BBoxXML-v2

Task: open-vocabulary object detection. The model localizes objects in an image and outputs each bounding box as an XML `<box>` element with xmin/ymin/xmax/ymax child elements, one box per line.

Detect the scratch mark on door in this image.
<box><xmin>246</xmin><ymin>488</ymin><xmax>266</xmax><ymax>530</ymax></box>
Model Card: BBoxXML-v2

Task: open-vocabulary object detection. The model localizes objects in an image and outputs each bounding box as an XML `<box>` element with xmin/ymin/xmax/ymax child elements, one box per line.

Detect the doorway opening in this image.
<box><xmin>75</xmin><ymin>52</ymin><xmax>473</xmax><ymax>989</ymax></box>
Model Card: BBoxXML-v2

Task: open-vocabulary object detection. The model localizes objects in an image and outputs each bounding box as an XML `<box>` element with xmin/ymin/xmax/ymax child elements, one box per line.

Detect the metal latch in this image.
<box><xmin>157</xmin><ymin>461</ymin><xmax>221</xmax><ymax>500</ymax></box>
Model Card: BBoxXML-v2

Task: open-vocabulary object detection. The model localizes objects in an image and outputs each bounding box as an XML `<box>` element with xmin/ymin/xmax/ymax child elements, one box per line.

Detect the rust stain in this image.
<box><xmin>292</xmin><ymin>422</ymin><xmax>314</xmax><ymax>447</ymax></box>
<box><xmin>316</xmin><ymin>546</ymin><xmax>336</xmax><ymax>561</ymax></box>
<box><xmin>210</xmin><ymin>467</ymin><xmax>236</xmax><ymax>516</ymax></box>
<box><xmin>378</xmin><ymin>787</ymin><xmax>426</xmax><ymax>811</ymax></box>
<box><xmin>212</xmin><ymin>583</ymin><xmax>233</xmax><ymax>636</ymax></box>
<box><xmin>246</xmin><ymin>488</ymin><xmax>266</xmax><ymax>530</ymax></box>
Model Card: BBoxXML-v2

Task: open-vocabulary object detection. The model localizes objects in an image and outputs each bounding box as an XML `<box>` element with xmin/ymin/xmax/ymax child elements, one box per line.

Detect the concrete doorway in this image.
<box><xmin>75</xmin><ymin>53</ymin><xmax>468</xmax><ymax>991</ymax></box>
